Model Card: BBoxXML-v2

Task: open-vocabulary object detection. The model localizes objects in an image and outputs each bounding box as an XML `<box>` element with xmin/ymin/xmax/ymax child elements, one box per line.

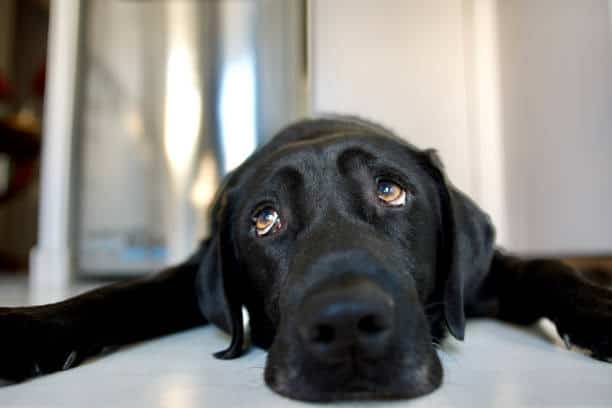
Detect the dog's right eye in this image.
<box><xmin>376</xmin><ymin>179</ymin><xmax>406</xmax><ymax>206</ymax></box>
<box><xmin>252</xmin><ymin>207</ymin><xmax>282</xmax><ymax>237</ymax></box>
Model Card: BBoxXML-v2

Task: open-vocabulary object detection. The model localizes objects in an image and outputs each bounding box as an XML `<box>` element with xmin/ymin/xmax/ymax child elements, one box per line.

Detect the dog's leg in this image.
<box><xmin>0</xmin><ymin>257</ymin><xmax>206</xmax><ymax>382</ymax></box>
<box><xmin>466</xmin><ymin>250</ymin><xmax>612</xmax><ymax>360</ymax></box>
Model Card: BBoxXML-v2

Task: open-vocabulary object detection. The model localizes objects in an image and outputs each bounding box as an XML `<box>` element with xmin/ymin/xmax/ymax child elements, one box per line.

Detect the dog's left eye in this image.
<box><xmin>252</xmin><ymin>207</ymin><xmax>282</xmax><ymax>237</ymax></box>
<box><xmin>376</xmin><ymin>180</ymin><xmax>406</xmax><ymax>206</ymax></box>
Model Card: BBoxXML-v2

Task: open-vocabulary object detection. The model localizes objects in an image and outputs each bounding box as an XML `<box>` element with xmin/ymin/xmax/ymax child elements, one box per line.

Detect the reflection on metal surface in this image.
<box><xmin>76</xmin><ymin>0</ymin><xmax>307</xmax><ymax>276</ymax></box>
<box><xmin>162</xmin><ymin>2</ymin><xmax>205</xmax><ymax>265</ymax></box>
<box><xmin>164</xmin><ymin>47</ymin><xmax>202</xmax><ymax>179</ymax></box>
<box><xmin>164</xmin><ymin>2</ymin><xmax>202</xmax><ymax>181</ymax></box>
<box><xmin>218</xmin><ymin>1</ymin><xmax>257</xmax><ymax>173</ymax></box>
<box><xmin>190</xmin><ymin>152</ymin><xmax>218</xmax><ymax>213</ymax></box>
<box><xmin>219</xmin><ymin>58</ymin><xmax>257</xmax><ymax>173</ymax></box>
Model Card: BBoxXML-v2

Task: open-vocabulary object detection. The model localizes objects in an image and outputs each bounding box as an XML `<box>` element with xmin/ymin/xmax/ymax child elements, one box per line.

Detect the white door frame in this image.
<box><xmin>30</xmin><ymin>0</ymin><xmax>82</xmax><ymax>296</ymax></box>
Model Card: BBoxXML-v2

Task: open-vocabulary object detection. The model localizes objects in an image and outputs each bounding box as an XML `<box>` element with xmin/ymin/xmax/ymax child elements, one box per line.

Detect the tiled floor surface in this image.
<box><xmin>1</xmin><ymin>277</ymin><xmax>611</xmax><ymax>407</ymax></box>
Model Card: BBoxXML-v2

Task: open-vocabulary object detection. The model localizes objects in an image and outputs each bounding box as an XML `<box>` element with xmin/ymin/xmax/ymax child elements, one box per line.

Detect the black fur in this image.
<box><xmin>1</xmin><ymin>116</ymin><xmax>611</xmax><ymax>401</ymax></box>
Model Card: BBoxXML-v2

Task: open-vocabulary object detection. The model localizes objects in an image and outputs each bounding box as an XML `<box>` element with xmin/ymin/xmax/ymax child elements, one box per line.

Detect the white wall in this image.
<box><xmin>310</xmin><ymin>0</ymin><xmax>509</xmax><ymax>243</ymax></box>
<box><xmin>311</xmin><ymin>0</ymin><xmax>612</xmax><ymax>255</ymax></box>
<box><xmin>310</xmin><ymin>0</ymin><xmax>477</xmax><ymax>199</ymax></box>
<box><xmin>496</xmin><ymin>0</ymin><xmax>612</xmax><ymax>254</ymax></box>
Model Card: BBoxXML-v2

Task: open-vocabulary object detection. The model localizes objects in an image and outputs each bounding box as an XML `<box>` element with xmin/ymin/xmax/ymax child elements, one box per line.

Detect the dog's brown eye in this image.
<box><xmin>376</xmin><ymin>180</ymin><xmax>406</xmax><ymax>206</ymax></box>
<box><xmin>252</xmin><ymin>207</ymin><xmax>282</xmax><ymax>236</ymax></box>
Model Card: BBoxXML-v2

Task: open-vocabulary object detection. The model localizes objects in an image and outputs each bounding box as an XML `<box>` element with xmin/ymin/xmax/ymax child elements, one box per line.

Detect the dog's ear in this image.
<box><xmin>422</xmin><ymin>149</ymin><xmax>495</xmax><ymax>340</ymax></box>
<box><xmin>194</xmin><ymin>182</ymin><xmax>245</xmax><ymax>359</ymax></box>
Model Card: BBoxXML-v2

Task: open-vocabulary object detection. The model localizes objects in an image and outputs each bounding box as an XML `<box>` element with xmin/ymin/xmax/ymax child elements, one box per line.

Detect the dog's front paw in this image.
<box><xmin>0</xmin><ymin>307</ymin><xmax>89</xmax><ymax>383</ymax></box>
<box><xmin>547</xmin><ymin>277</ymin><xmax>612</xmax><ymax>361</ymax></box>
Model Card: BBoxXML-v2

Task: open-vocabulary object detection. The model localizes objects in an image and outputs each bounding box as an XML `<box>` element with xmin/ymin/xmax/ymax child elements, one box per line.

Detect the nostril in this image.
<box><xmin>311</xmin><ymin>324</ymin><xmax>335</xmax><ymax>344</ymax></box>
<box><xmin>357</xmin><ymin>314</ymin><xmax>388</xmax><ymax>335</ymax></box>
<box><xmin>298</xmin><ymin>280</ymin><xmax>396</xmax><ymax>360</ymax></box>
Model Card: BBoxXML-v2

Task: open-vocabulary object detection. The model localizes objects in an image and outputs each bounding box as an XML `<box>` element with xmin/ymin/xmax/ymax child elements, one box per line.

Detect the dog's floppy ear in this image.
<box><xmin>195</xmin><ymin>181</ymin><xmax>245</xmax><ymax>359</ymax></box>
<box><xmin>422</xmin><ymin>149</ymin><xmax>495</xmax><ymax>340</ymax></box>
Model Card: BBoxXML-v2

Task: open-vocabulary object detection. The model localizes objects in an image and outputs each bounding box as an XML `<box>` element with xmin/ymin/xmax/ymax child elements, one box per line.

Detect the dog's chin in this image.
<box><xmin>263</xmin><ymin>348</ymin><xmax>443</xmax><ymax>402</ymax></box>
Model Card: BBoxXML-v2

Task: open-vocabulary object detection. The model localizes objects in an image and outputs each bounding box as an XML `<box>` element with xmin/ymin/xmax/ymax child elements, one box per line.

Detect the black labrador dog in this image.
<box><xmin>1</xmin><ymin>116</ymin><xmax>611</xmax><ymax>401</ymax></box>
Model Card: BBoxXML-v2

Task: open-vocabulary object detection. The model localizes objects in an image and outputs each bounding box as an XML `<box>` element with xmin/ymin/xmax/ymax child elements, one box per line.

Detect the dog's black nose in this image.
<box><xmin>297</xmin><ymin>280</ymin><xmax>395</xmax><ymax>361</ymax></box>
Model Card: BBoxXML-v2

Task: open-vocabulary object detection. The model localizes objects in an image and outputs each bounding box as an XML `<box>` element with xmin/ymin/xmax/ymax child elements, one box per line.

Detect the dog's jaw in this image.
<box><xmin>262</xmin><ymin>289</ymin><xmax>444</xmax><ymax>402</ymax></box>
<box><xmin>264</xmin><ymin>341</ymin><xmax>443</xmax><ymax>402</ymax></box>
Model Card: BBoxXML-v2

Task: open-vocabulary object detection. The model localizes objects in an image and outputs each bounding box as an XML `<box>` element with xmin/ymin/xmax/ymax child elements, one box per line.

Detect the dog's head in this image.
<box><xmin>194</xmin><ymin>117</ymin><xmax>494</xmax><ymax>401</ymax></box>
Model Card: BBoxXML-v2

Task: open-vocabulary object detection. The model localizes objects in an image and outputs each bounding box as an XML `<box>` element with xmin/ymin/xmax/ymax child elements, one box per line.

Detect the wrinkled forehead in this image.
<box><xmin>240</xmin><ymin>132</ymin><xmax>427</xmax><ymax>188</ymax></box>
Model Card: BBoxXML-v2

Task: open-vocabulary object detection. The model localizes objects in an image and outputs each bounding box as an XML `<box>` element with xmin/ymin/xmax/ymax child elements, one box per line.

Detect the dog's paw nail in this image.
<box><xmin>62</xmin><ymin>351</ymin><xmax>78</xmax><ymax>371</ymax></box>
<box><xmin>562</xmin><ymin>334</ymin><xmax>572</xmax><ymax>350</ymax></box>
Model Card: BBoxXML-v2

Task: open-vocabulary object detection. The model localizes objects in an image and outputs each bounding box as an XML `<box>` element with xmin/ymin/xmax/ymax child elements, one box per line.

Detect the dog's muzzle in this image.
<box><xmin>297</xmin><ymin>279</ymin><xmax>395</xmax><ymax>363</ymax></box>
<box><xmin>264</xmin><ymin>249</ymin><xmax>442</xmax><ymax>402</ymax></box>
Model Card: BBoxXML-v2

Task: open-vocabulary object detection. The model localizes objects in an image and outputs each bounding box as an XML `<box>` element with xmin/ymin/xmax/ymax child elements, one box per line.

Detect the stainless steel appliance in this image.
<box><xmin>75</xmin><ymin>0</ymin><xmax>307</xmax><ymax>276</ymax></box>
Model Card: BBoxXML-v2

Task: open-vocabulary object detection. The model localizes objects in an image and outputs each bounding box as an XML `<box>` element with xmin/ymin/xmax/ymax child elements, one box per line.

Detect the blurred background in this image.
<box><xmin>0</xmin><ymin>0</ymin><xmax>610</xmax><ymax>296</ymax></box>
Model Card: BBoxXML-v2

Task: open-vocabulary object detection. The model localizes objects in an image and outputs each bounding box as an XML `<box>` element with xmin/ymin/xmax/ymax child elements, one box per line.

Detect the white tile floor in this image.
<box><xmin>1</xmin><ymin>277</ymin><xmax>611</xmax><ymax>408</ymax></box>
